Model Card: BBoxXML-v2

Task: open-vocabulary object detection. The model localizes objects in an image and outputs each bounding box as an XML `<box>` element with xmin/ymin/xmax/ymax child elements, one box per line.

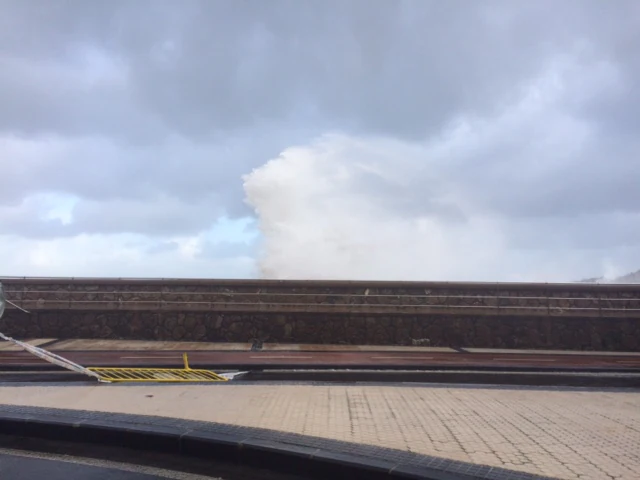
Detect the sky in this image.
<box><xmin>1</xmin><ymin>0</ymin><xmax>639</xmax><ymax>282</ymax></box>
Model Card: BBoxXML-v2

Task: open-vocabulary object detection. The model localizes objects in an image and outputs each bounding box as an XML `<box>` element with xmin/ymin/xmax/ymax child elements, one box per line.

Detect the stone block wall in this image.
<box><xmin>1</xmin><ymin>277</ymin><xmax>639</xmax><ymax>351</ymax></box>
<box><xmin>2</xmin><ymin>311</ymin><xmax>639</xmax><ymax>351</ymax></box>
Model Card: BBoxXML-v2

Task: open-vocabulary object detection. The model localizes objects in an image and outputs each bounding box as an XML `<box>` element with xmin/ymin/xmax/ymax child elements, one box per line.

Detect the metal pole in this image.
<box><xmin>0</xmin><ymin>282</ymin><xmax>5</xmax><ymax>320</ymax></box>
<box><xmin>0</xmin><ymin>281</ymin><xmax>103</xmax><ymax>381</ymax></box>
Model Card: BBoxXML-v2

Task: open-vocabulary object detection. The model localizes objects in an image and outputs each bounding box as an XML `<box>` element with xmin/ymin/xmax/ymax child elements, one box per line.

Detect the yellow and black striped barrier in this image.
<box><xmin>87</xmin><ymin>353</ymin><xmax>228</xmax><ymax>383</ymax></box>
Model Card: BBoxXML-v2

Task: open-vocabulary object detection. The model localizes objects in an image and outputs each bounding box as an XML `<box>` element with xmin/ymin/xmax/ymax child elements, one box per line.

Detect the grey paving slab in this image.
<box><xmin>0</xmin><ymin>403</ymin><xmax>553</xmax><ymax>480</ymax></box>
<box><xmin>1</xmin><ymin>384</ymin><xmax>639</xmax><ymax>479</ymax></box>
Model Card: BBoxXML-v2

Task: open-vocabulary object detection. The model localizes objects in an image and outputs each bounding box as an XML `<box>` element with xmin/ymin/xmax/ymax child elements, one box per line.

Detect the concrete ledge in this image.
<box><xmin>0</xmin><ymin>404</ymin><xmax>552</xmax><ymax>480</ymax></box>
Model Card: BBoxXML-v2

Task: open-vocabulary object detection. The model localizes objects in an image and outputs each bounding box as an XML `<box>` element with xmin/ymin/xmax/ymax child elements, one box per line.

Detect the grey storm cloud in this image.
<box><xmin>5</xmin><ymin>0</ymin><xmax>637</xmax><ymax>140</ymax></box>
<box><xmin>0</xmin><ymin>0</ymin><xmax>639</xmax><ymax>281</ymax></box>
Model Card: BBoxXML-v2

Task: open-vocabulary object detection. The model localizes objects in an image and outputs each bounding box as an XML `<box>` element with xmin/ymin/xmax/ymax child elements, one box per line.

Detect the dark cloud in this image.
<box><xmin>6</xmin><ymin>0</ymin><xmax>631</xmax><ymax>140</ymax></box>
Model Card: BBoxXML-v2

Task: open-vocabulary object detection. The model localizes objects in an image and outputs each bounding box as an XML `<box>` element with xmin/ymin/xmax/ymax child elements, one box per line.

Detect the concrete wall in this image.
<box><xmin>1</xmin><ymin>278</ymin><xmax>639</xmax><ymax>351</ymax></box>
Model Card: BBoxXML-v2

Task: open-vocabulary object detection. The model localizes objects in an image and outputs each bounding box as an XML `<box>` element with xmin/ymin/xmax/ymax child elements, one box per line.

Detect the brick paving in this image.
<box><xmin>0</xmin><ymin>384</ymin><xmax>639</xmax><ymax>479</ymax></box>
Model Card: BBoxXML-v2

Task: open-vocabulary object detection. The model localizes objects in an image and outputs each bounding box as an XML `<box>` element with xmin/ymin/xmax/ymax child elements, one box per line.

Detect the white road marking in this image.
<box><xmin>120</xmin><ymin>356</ymin><xmax>181</xmax><ymax>359</ymax></box>
<box><xmin>495</xmin><ymin>358</ymin><xmax>556</xmax><ymax>362</ymax></box>
<box><xmin>249</xmin><ymin>355</ymin><xmax>314</xmax><ymax>359</ymax></box>
<box><xmin>1</xmin><ymin>362</ymin><xmax>49</xmax><ymax>365</ymax></box>
<box><xmin>0</xmin><ymin>446</ymin><xmax>215</xmax><ymax>480</ymax></box>
<box><xmin>0</xmin><ymin>357</ymin><xmax>44</xmax><ymax>361</ymax></box>
<box><xmin>371</xmin><ymin>356</ymin><xmax>434</xmax><ymax>360</ymax></box>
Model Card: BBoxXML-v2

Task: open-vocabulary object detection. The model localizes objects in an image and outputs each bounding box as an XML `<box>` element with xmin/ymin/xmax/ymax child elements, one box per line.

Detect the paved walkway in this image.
<box><xmin>1</xmin><ymin>384</ymin><xmax>639</xmax><ymax>479</ymax></box>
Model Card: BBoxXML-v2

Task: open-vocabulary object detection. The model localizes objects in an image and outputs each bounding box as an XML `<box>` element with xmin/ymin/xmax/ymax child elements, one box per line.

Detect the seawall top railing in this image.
<box><xmin>1</xmin><ymin>276</ymin><xmax>639</xmax><ymax>291</ymax></box>
<box><xmin>2</xmin><ymin>285</ymin><xmax>639</xmax><ymax>318</ymax></box>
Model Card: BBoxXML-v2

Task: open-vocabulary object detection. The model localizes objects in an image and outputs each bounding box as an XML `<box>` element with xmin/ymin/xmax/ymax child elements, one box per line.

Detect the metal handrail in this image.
<box><xmin>3</xmin><ymin>284</ymin><xmax>638</xmax><ymax>318</ymax></box>
<box><xmin>0</xmin><ymin>283</ymin><xmax>5</xmax><ymax>320</ymax></box>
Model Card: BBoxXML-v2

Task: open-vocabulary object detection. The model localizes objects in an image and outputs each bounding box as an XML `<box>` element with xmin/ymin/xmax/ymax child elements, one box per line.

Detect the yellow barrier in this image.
<box><xmin>87</xmin><ymin>353</ymin><xmax>228</xmax><ymax>383</ymax></box>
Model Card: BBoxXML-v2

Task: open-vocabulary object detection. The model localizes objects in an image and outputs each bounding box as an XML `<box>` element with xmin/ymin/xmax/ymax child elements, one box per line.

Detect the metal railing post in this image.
<box><xmin>0</xmin><ymin>282</ymin><xmax>5</xmax><ymax>320</ymax></box>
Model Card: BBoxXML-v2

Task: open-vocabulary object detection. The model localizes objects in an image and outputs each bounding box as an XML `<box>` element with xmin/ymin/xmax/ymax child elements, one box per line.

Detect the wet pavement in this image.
<box><xmin>0</xmin><ymin>348</ymin><xmax>640</xmax><ymax>371</ymax></box>
<box><xmin>2</xmin><ymin>343</ymin><xmax>640</xmax><ymax>371</ymax></box>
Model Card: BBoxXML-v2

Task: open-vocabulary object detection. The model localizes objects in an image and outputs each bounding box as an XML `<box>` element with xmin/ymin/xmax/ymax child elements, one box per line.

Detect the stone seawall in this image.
<box><xmin>3</xmin><ymin>311</ymin><xmax>639</xmax><ymax>351</ymax></box>
<box><xmin>1</xmin><ymin>278</ymin><xmax>639</xmax><ymax>351</ymax></box>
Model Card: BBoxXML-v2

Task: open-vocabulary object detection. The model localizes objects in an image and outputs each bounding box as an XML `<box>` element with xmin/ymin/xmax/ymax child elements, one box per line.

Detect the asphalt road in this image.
<box><xmin>0</xmin><ymin>451</ymin><xmax>214</xmax><ymax>480</ymax></box>
<box><xmin>1</xmin><ymin>349</ymin><xmax>639</xmax><ymax>371</ymax></box>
